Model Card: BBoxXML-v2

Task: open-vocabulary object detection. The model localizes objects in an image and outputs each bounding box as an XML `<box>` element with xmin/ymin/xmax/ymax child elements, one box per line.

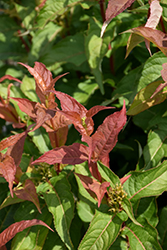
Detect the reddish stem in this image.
<box><xmin>108</xmin><ymin>43</ymin><xmax>115</xmax><ymax>75</ymax></box>
<box><xmin>17</xmin><ymin>30</ymin><xmax>30</xmax><ymax>53</ymax></box>
<box><xmin>99</xmin><ymin>0</ymin><xmax>106</xmax><ymax>23</ymax></box>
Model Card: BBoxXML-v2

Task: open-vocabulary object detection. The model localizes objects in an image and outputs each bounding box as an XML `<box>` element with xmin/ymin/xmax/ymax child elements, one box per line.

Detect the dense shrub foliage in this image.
<box><xmin>0</xmin><ymin>0</ymin><xmax>167</xmax><ymax>249</ymax></box>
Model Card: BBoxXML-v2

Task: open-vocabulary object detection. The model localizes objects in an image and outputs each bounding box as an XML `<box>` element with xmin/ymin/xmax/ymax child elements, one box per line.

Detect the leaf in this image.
<box><xmin>122</xmin><ymin>198</ymin><xmax>142</xmax><ymax>226</ymax></box>
<box><xmin>32</xmin><ymin>143</ymin><xmax>88</xmax><ymax>165</ymax></box>
<box><xmin>93</xmin><ymin>101</ymin><xmax>126</xmax><ymax>161</ymax></box>
<box><xmin>11</xmin><ymin>97</ymin><xmax>37</xmax><ymax>119</ymax></box>
<box><xmin>0</xmin><ymin>156</ymin><xmax>16</xmax><ymax>198</ymax></box>
<box><xmin>135</xmin><ymin>197</ymin><xmax>158</xmax><ymax>227</ymax></box>
<box><xmin>101</xmin><ymin>0</ymin><xmax>136</xmax><ymax>37</ymax></box>
<box><xmin>0</xmin><ymin>219</ymin><xmax>53</xmax><ymax>248</ymax></box>
<box><xmin>123</xmin><ymin>219</ymin><xmax>162</xmax><ymax>250</ymax></box>
<box><xmin>36</xmin><ymin>0</ymin><xmax>84</xmax><ymax>28</ymax></box>
<box><xmin>0</xmin><ymin>131</ymin><xmax>28</xmax><ymax>152</ymax></box>
<box><xmin>14</xmin><ymin>179</ymin><xmax>41</xmax><ymax>214</ymax></box>
<box><xmin>157</xmin><ymin>206</ymin><xmax>167</xmax><ymax>249</ymax></box>
<box><xmin>127</xmin><ymin>80</ymin><xmax>166</xmax><ymax>115</ymax></box>
<box><xmin>40</xmin><ymin>33</ymin><xmax>86</xmax><ymax>67</ymax></box>
<box><xmin>78</xmin><ymin>210</ymin><xmax>122</xmax><ymax>250</ymax></box>
<box><xmin>11</xmin><ymin>202</ymin><xmax>53</xmax><ymax>249</ymax></box>
<box><xmin>30</xmin><ymin>126</ymin><xmax>51</xmax><ymax>154</ymax></box>
<box><xmin>0</xmin><ymin>75</ymin><xmax>22</xmax><ymax>84</ymax></box>
<box><xmin>77</xmin><ymin>200</ymin><xmax>94</xmax><ymax>222</ymax></box>
<box><xmin>126</xmin><ymin>27</ymin><xmax>167</xmax><ymax>57</ymax></box>
<box><xmin>123</xmin><ymin>161</ymin><xmax>167</xmax><ymax>201</ymax></box>
<box><xmin>143</xmin><ymin>127</ymin><xmax>167</xmax><ymax>169</ymax></box>
<box><xmin>37</xmin><ymin>173</ymin><xmax>75</xmax><ymax>250</ymax></box>
<box><xmin>145</xmin><ymin>0</ymin><xmax>163</xmax><ymax>29</ymax></box>
<box><xmin>97</xmin><ymin>161</ymin><xmax>120</xmax><ymax>187</ymax></box>
<box><xmin>75</xmin><ymin>173</ymin><xmax>110</xmax><ymax>207</ymax></box>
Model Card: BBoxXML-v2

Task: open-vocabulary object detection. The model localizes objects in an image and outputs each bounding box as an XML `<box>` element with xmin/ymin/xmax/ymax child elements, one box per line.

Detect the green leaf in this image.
<box><xmin>29</xmin><ymin>127</ymin><xmax>51</xmax><ymax>154</ymax></box>
<box><xmin>85</xmin><ymin>18</ymin><xmax>110</xmax><ymax>94</ymax></box>
<box><xmin>127</xmin><ymin>80</ymin><xmax>166</xmax><ymax>115</ymax></box>
<box><xmin>113</xmin><ymin>51</ymin><xmax>167</xmax><ymax>103</ymax></box>
<box><xmin>36</xmin><ymin>0</ymin><xmax>84</xmax><ymax>28</ymax></box>
<box><xmin>40</xmin><ymin>33</ymin><xmax>86</xmax><ymax>67</ymax></box>
<box><xmin>78</xmin><ymin>210</ymin><xmax>122</xmax><ymax>250</ymax></box>
<box><xmin>109</xmin><ymin>236</ymin><xmax>127</xmax><ymax>249</ymax></box>
<box><xmin>29</xmin><ymin>22</ymin><xmax>62</xmax><ymax>64</ymax></box>
<box><xmin>157</xmin><ymin>206</ymin><xmax>167</xmax><ymax>249</ymax></box>
<box><xmin>0</xmin><ymin>15</ymin><xmax>26</xmax><ymax>60</ymax></box>
<box><xmin>11</xmin><ymin>204</ymin><xmax>53</xmax><ymax>250</ymax></box>
<box><xmin>73</xmin><ymin>79</ymin><xmax>98</xmax><ymax>104</ymax></box>
<box><xmin>77</xmin><ymin>200</ymin><xmax>94</xmax><ymax>222</ymax></box>
<box><xmin>122</xmin><ymin>198</ymin><xmax>142</xmax><ymax>227</ymax></box>
<box><xmin>123</xmin><ymin>161</ymin><xmax>167</xmax><ymax>201</ymax></box>
<box><xmin>20</xmin><ymin>75</ymin><xmax>39</xmax><ymax>102</ymax></box>
<box><xmin>123</xmin><ymin>219</ymin><xmax>162</xmax><ymax>250</ymax></box>
<box><xmin>43</xmin><ymin>229</ymin><xmax>67</xmax><ymax>250</ymax></box>
<box><xmin>133</xmin><ymin>100</ymin><xmax>167</xmax><ymax>132</ymax></box>
<box><xmin>37</xmin><ymin>172</ymin><xmax>75</xmax><ymax>250</ymax></box>
<box><xmin>135</xmin><ymin>197</ymin><xmax>158</xmax><ymax>227</ymax></box>
<box><xmin>97</xmin><ymin>161</ymin><xmax>120</xmax><ymax>187</ymax></box>
<box><xmin>143</xmin><ymin>127</ymin><xmax>167</xmax><ymax>169</ymax></box>
<box><xmin>0</xmin><ymin>193</ymin><xmax>24</xmax><ymax>210</ymax></box>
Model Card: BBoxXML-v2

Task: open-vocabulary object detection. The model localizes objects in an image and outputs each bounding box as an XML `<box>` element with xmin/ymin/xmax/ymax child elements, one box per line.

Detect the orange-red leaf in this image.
<box><xmin>93</xmin><ymin>102</ymin><xmax>126</xmax><ymax>161</ymax></box>
<box><xmin>32</xmin><ymin>143</ymin><xmax>89</xmax><ymax>165</ymax></box>
<box><xmin>75</xmin><ymin>173</ymin><xmax>110</xmax><ymax>207</ymax></box>
<box><xmin>0</xmin><ymin>156</ymin><xmax>16</xmax><ymax>197</ymax></box>
<box><xmin>0</xmin><ymin>219</ymin><xmax>53</xmax><ymax>247</ymax></box>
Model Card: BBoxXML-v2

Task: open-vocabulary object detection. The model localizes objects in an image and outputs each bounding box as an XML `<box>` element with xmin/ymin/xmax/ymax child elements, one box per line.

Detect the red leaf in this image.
<box><xmin>0</xmin><ymin>131</ymin><xmax>27</xmax><ymax>152</ymax></box>
<box><xmin>128</xmin><ymin>27</ymin><xmax>167</xmax><ymax>57</ymax></box>
<box><xmin>88</xmin><ymin>181</ymin><xmax>110</xmax><ymax>207</ymax></box>
<box><xmin>93</xmin><ymin>102</ymin><xmax>126</xmax><ymax>161</ymax></box>
<box><xmin>54</xmin><ymin>90</ymin><xmax>87</xmax><ymax>118</ymax></box>
<box><xmin>11</xmin><ymin>98</ymin><xmax>37</xmax><ymax>119</ymax></box>
<box><xmin>0</xmin><ymin>156</ymin><xmax>16</xmax><ymax>197</ymax></box>
<box><xmin>75</xmin><ymin>173</ymin><xmax>110</xmax><ymax>207</ymax></box>
<box><xmin>0</xmin><ymin>219</ymin><xmax>53</xmax><ymax>247</ymax></box>
<box><xmin>86</xmin><ymin>105</ymin><xmax>114</xmax><ymax>119</ymax></box>
<box><xmin>14</xmin><ymin>179</ymin><xmax>41</xmax><ymax>213</ymax></box>
<box><xmin>48</xmin><ymin>126</ymin><xmax>68</xmax><ymax>148</ymax></box>
<box><xmin>32</xmin><ymin>143</ymin><xmax>89</xmax><ymax>165</ymax></box>
<box><xmin>120</xmin><ymin>174</ymin><xmax>131</xmax><ymax>185</ymax></box>
<box><xmin>0</xmin><ymin>75</ymin><xmax>22</xmax><ymax>84</ymax></box>
<box><xmin>161</xmin><ymin>63</ymin><xmax>167</xmax><ymax>82</ymax></box>
<box><xmin>101</xmin><ymin>0</ymin><xmax>135</xmax><ymax>37</ymax></box>
<box><xmin>6</xmin><ymin>131</ymin><xmax>29</xmax><ymax>167</ymax></box>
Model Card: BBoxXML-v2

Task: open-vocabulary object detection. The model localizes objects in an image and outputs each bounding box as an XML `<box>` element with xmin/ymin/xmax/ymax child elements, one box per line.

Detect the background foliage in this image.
<box><xmin>1</xmin><ymin>0</ymin><xmax>167</xmax><ymax>249</ymax></box>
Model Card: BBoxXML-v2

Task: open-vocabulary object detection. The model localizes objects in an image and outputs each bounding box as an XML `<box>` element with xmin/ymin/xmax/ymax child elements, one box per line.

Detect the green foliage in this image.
<box><xmin>1</xmin><ymin>0</ymin><xmax>167</xmax><ymax>249</ymax></box>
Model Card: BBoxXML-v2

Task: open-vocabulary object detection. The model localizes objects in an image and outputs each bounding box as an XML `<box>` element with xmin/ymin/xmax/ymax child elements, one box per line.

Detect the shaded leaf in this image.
<box><xmin>14</xmin><ymin>179</ymin><xmax>41</xmax><ymax>213</ymax></box>
<box><xmin>157</xmin><ymin>207</ymin><xmax>167</xmax><ymax>249</ymax></box>
<box><xmin>0</xmin><ymin>219</ymin><xmax>53</xmax><ymax>248</ymax></box>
